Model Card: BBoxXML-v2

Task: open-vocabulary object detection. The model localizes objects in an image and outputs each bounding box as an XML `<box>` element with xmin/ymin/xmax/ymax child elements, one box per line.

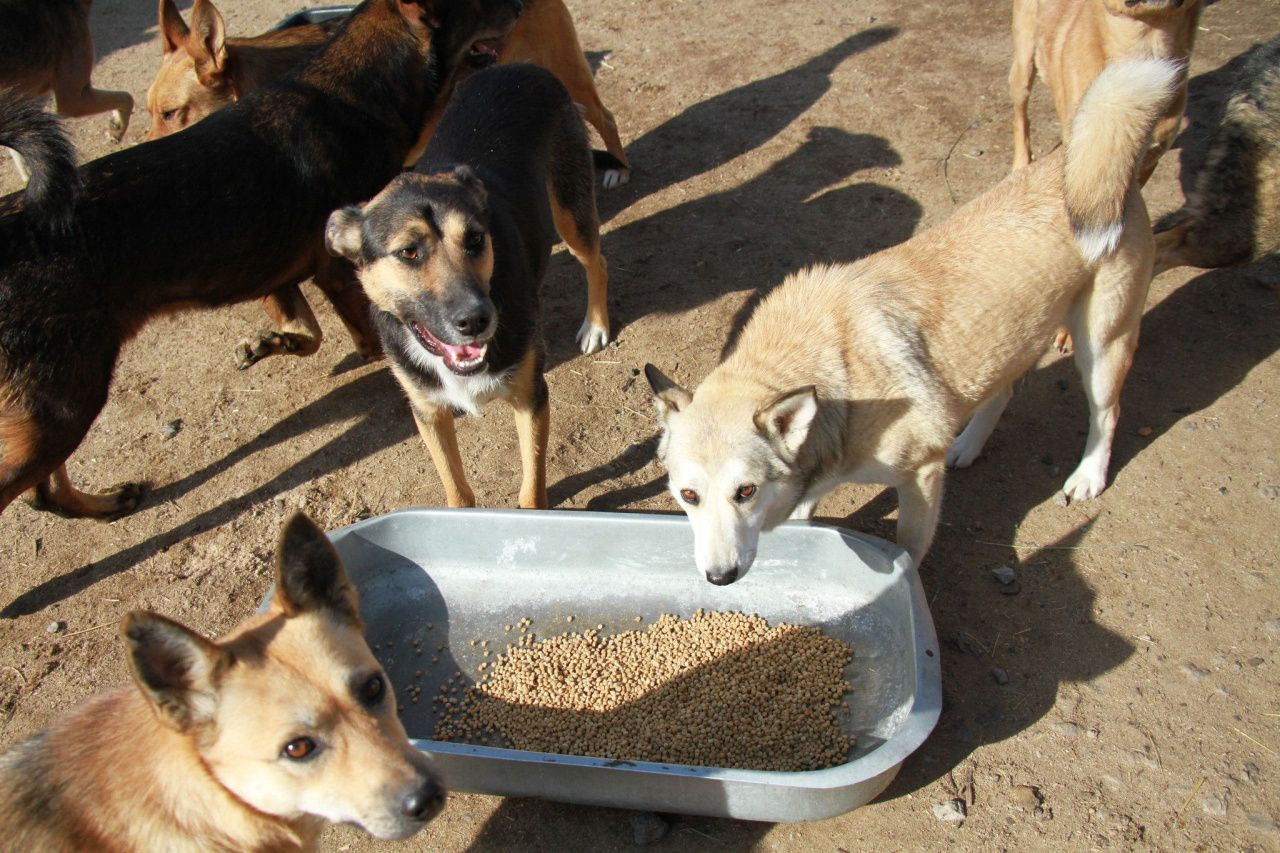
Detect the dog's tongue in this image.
<box><xmin>441</xmin><ymin>341</ymin><xmax>485</xmax><ymax>365</ymax></box>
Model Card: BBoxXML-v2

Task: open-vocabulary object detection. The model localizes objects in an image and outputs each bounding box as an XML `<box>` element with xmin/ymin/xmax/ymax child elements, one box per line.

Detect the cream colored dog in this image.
<box><xmin>647</xmin><ymin>59</ymin><xmax>1179</xmax><ymax>584</ymax></box>
<box><xmin>1009</xmin><ymin>0</ymin><xmax>1202</xmax><ymax>184</ymax></box>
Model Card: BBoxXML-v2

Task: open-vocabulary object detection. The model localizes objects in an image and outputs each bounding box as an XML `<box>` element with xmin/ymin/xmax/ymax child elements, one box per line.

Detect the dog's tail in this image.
<box><xmin>1064</xmin><ymin>58</ymin><xmax>1181</xmax><ymax>264</ymax></box>
<box><xmin>0</xmin><ymin>88</ymin><xmax>80</xmax><ymax>235</ymax></box>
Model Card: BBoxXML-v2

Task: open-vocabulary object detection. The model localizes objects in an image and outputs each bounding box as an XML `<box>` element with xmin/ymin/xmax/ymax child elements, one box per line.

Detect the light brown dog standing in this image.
<box><xmin>647</xmin><ymin>60</ymin><xmax>1178</xmax><ymax>585</ymax></box>
<box><xmin>0</xmin><ymin>514</ymin><xmax>444</xmax><ymax>850</ymax></box>
<box><xmin>1009</xmin><ymin>0</ymin><xmax>1202</xmax><ymax>183</ymax></box>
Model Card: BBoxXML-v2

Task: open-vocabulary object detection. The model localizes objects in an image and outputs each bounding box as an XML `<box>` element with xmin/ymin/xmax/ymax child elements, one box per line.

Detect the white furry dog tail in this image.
<box><xmin>1064</xmin><ymin>58</ymin><xmax>1182</xmax><ymax>263</ymax></box>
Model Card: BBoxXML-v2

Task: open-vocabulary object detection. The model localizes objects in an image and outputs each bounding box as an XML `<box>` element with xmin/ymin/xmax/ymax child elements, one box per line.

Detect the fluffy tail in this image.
<box><xmin>1064</xmin><ymin>58</ymin><xmax>1181</xmax><ymax>263</ymax></box>
<box><xmin>0</xmin><ymin>88</ymin><xmax>79</xmax><ymax>235</ymax></box>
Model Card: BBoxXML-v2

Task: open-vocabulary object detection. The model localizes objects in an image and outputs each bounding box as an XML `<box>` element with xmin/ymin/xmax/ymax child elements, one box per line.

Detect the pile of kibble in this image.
<box><xmin>432</xmin><ymin>610</ymin><xmax>855</xmax><ymax>771</ymax></box>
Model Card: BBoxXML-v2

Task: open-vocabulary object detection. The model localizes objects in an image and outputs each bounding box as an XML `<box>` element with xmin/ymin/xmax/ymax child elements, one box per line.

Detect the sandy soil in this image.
<box><xmin>1</xmin><ymin>0</ymin><xmax>1278</xmax><ymax>849</ymax></box>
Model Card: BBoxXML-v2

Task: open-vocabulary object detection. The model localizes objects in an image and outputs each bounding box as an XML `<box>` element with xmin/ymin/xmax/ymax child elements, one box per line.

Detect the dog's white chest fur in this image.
<box><xmin>405</xmin><ymin>330</ymin><xmax>512</xmax><ymax>415</ymax></box>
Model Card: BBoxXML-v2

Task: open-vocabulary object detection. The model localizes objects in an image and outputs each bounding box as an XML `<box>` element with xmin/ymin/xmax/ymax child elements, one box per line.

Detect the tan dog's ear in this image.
<box><xmin>644</xmin><ymin>364</ymin><xmax>692</xmax><ymax>421</ymax></box>
<box><xmin>274</xmin><ymin>513</ymin><xmax>361</xmax><ymax>627</ymax></box>
<box><xmin>123</xmin><ymin>611</ymin><xmax>226</xmax><ymax>731</ymax></box>
<box><xmin>325</xmin><ymin>206</ymin><xmax>366</xmax><ymax>263</ymax></box>
<box><xmin>754</xmin><ymin>386</ymin><xmax>818</xmax><ymax>462</ymax></box>
<box><xmin>158</xmin><ymin>0</ymin><xmax>190</xmax><ymax>55</ymax></box>
<box><xmin>398</xmin><ymin>0</ymin><xmax>443</xmax><ymax>31</ymax></box>
<box><xmin>188</xmin><ymin>0</ymin><xmax>229</xmax><ymax>88</ymax></box>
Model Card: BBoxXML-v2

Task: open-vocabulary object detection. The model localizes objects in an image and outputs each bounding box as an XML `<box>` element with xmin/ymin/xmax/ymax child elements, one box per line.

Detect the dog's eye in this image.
<box><xmin>679</xmin><ymin>488</ymin><xmax>699</xmax><ymax>506</ymax></box>
<box><xmin>282</xmin><ymin>736</ymin><xmax>318</xmax><ymax>761</ymax></box>
<box><xmin>463</xmin><ymin>231</ymin><xmax>485</xmax><ymax>255</ymax></box>
<box><xmin>359</xmin><ymin>673</ymin><xmax>386</xmax><ymax>707</ymax></box>
<box><xmin>161</xmin><ymin>109</ymin><xmax>178</xmax><ymax>122</ymax></box>
<box><xmin>397</xmin><ymin>245</ymin><xmax>420</xmax><ymax>262</ymax></box>
<box><xmin>735</xmin><ymin>484</ymin><xmax>757</xmax><ymax>502</ymax></box>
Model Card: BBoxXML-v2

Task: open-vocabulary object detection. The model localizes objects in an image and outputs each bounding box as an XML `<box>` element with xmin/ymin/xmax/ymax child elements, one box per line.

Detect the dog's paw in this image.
<box><xmin>1061</xmin><ymin>467</ymin><xmax>1106</xmax><ymax>503</ymax></box>
<box><xmin>576</xmin><ymin>321</ymin><xmax>610</xmax><ymax>354</ymax></box>
<box><xmin>945</xmin><ymin>439</ymin><xmax>982</xmax><ymax>469</ymax></box>
<box><xmin>601</xmin><ymin>169</ymin><xmax>630</xmax><ymax>191</ymax></box>
<box><xmin>107</xmin><ymin>481</ymin><xmax>148</xmax><ymax>517</ymax></box>
<box><xmin>108</xmin><ymin>110</ymin><xmax>129</xmax><ymax>143</ymax></box>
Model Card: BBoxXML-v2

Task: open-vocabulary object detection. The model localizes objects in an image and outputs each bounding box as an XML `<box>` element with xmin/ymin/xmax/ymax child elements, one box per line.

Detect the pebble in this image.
<box><xmin>1052</xmin><ymin>722</ymin><xmax>1079</xmax><ymax>739</ymax></box>
<box><xmin>1181</xmin><ymin>662</ymin><xmax>1210</xmax><ymax>682</ymax></box>
<box><xmin>160</xmin><ymin>419</ymin><xmax>182</xmax><ymax>440</ymax></box>
<box><xmin>1259</xmin><ymin>484</ymin><xmax>1280</xmax><ymax>501</ymax></box>
<box><xmin>991</xmin><ymin>666</ymin><xmax>1009</xmax><ymax>685</ymax></box>
<box><xmin>1266</xmin><ymin>619</ymin><xmax>1280</xmax><ymax>635</ymax></box>
<box><xmin>933</xmin><ymin>799</ymin><xmax>967</xmax><ymax>825</ymax></box>
<box><xmin>967</xmin><ymin>148</ymin><xmax>984</xmax><ymax>157</ymax></box>
<box><xmin>991</xmin><ymin>565</ymin><xmax>1017</xmax><ymax>585</ymax></box>
<box><xmin>1012</xmin><ymin>784</ymin><xmax>1043</xmax><ymax>810</ymax></box>
<box><xmin>630</xmin><ymin>811</ymin><xmax>670</xmax><ymax>845</ymax></box>
<box><xmin>46</xmin><ymin>621</ymin><xmax>64</xmax><ymax>634</ymax></box>
<box><xmin>1137</xmin><ymin>426</ymin><xmax>1153</xmax><ymax>437</ymax></box>
<box><xmin>1202</xmin><ymin>792</ymin><xmax>1229</xmax><ymax>817</ymax></box>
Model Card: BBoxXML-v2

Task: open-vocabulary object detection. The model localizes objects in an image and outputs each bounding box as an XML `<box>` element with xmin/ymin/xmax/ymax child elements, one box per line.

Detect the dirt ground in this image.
<box><xmin>2</xmin><ymin>0</ymin><xmax>1278</xmax><ymax>849</ymax></box>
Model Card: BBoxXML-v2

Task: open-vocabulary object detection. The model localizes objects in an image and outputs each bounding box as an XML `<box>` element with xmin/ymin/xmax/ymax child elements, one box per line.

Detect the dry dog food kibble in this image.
<box><xmin>433</xmin><ymin>611</ymin><xmax>855</xmax><ymax>771</ymax></box>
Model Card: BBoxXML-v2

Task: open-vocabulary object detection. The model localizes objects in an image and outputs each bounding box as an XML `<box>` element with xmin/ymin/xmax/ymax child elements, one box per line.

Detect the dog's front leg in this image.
<box><xmin>509</xmin><ymin>353</ymin><xmax>549</xmax><ymax>509</ymax></box>
<box><xmin>895</xmin><ymin>460</ymin><xmax>945</xmax><ymax>570</ymax></box>
<box><xmin>412</xmin><ymin>404</ymin><xmax>476</xmax><ymax>508</ymax></box>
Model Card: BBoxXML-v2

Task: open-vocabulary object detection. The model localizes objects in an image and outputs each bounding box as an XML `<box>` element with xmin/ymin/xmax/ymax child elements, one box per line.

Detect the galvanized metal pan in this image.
<box><xmin>319</xmin><ymin>508</ymin><xmax>940</xmax><ymax>822</ymax></box>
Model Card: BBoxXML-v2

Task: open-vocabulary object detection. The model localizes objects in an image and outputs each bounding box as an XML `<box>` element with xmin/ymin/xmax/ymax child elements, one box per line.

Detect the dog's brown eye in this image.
<box><xmin>360</xmin><ymin>673</ymin><xmax>385</xmax><ymax>706</ymax></box>
<box><xmin>463</xmin><ymin>231</ymin><xmax>485</xmax><ymax>254</ymax></box>
<box><xmin>282</xmin><ymin>737</ymin><xmax>317</xmax><ymax>761</ymax></box>
<box><xmin>397</xmin><ymin>245</ymin><xmax>420</xmax><ymax>261</ymax></box>
<box><xmin>679</xmin><ymin>488</ymin><xmax>699</xmax><ymax>506</ymax></box>
<box><xmin>735</xmin><ymin>484</ymin><xmax>757</xmax><ymax>502</ymax></box>
<box><xmin>161</xmin><ymin>109</ymin><xmax>178</xmax><ymax>122</ymax></box>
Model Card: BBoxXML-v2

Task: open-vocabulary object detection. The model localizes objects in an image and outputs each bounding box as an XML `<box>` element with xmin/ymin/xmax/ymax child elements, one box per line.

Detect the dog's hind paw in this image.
<box><xmin>108</xmin><ymin>110</ymin><xmax>129</xmax><ymax>143</ymax></box>
<box><xmin>576</xmin><ymin>321</ymin><xmax>610</xmax><ymax>354</ymax></box>
<box><xmin>236</xmin><ymin>331</ymin><xmax>319</xmax><ymax>369</ymax></box>
<box><xmin>945</xmin><ymin>440</ymin><xmax>981</xmax><ymax>469</ymax></box>
<box><xmin>601</xmin><ymin>169</ymin><xmax>630</xmax><ymax>191</ymax></box>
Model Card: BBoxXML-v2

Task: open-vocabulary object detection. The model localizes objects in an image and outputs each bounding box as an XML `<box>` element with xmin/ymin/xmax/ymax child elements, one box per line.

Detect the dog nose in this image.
<box><xmin>452</xmin><ymin>308</ymin><xmax>490</xmax><ymax>337</ymax></box>
<box><xmin>401</xmin><ymin>779</ymin><xmax>445</xmax><ymax>823</ymax></box>
<box><xmin>706</xmin><ymin>566</ymin><xmax>739</xmax><ymax>586</ymax></box>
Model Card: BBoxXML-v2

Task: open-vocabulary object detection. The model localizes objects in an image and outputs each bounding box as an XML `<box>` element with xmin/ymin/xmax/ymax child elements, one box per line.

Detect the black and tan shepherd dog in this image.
<box><xmin>326</xmin><ymin>63</ymin><xmax>610</xmax><ymax>510</ymax></box>
<box><xmin>0</xmin><ymin>0</ymin><xmax>522</xmax><ymax>521</ymax></box>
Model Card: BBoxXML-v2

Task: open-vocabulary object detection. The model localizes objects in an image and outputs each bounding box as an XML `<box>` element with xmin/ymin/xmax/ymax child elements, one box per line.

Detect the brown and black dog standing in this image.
<box><xmin>0</xmin><ymin>0</ymin><xmax>133</xmax><ymax>179</ymax></box>
<box><xmin>146</xmin><ymin>0</ymin><xmax>630</xmax><ymax>187</ymax></box>
<box><xmin>1009</xmin><ymin>0</ymin><xmax>1203</xmax><ymax>184</ymax></box>
<box><xmin>0</xmin><ymin>0</ymin><xmax>522</xmax><ymax>521</ymax></box>
<box><xmin>327</xmin><ymin>64</ymin><xmax>609</xmax><ymax>509</ymax></box>
<box><xmin>0</xmin><ymin>513</ymin><xmax>444</xmax><ymax>850</ymax></box>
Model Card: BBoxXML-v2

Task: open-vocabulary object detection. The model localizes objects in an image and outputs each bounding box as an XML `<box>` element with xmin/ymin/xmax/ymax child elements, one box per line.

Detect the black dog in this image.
<box><xmin>0</xmin><ymin>0</ymin><xmax>522</xmax><ymax>520</ymax></box>
<box><xmin>326</xmin><ymin>63</ymin><xmax>610</xmax><ymax>509</ymax></box>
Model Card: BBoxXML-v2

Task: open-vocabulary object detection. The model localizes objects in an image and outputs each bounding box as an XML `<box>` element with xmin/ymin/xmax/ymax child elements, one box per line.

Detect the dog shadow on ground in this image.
<box><xmin>1</xmin><ymin>367</ymin><xmax>414</xmax><ymax>617</ymax></box>
<box><xmin>595</xmin><ymin>26</ymin><xmax>898</xmax><ymax>223</ymax></box>
<box><xmin>92</xmin><ymin>0</ymin><xmax>176</xmax><ymax>58</ymax></box>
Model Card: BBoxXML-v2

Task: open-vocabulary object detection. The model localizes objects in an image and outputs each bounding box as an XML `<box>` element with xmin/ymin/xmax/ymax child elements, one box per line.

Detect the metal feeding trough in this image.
<box><xmin>315</xmin><ymin>508</ymin><xmax>940</xmax><ymax>822</ymax></box>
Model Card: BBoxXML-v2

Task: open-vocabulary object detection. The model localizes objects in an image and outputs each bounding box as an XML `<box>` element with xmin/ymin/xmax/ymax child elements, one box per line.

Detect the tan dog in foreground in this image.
<box><xmin>646</xmin><ymin>59</ymin><xmax>1178</xmax><ymax>585</ymax></box>
<box><xmin>0</xmin><ymin>513</ymin><xmax>443</xmax><ymax>850</ymax></box>
<box><xmin>1010</xmin><ymin>0</ymin><xmax>1202</xmax><ymax>184</ymax></box>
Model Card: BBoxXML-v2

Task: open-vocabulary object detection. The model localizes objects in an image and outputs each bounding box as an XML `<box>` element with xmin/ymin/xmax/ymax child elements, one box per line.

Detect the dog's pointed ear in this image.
<box><xmin>754</xmin><ymin>386</ymin><xmax>819</xmax><ymax>461</ymax></box>
<box><xmin>325</xmin><ymin>206</ymin><xmax>365</xmax><ymax>263</ymax></box>
<box><xmin>398</xmin><ymin>0</ymin><xmax>443</xmax><ymax>32</ymax></box>
<box><xmin>273</xmin><ymin>513</ymin><xmax>361</xmax><ymax>627</ymax></box>
<box><xmin>451</xmin><ymin>165</ymin><xmax>487</xmax><ymax>204</ymax></box>
<box><xmin>644</xmin><ymin>364</ymin><xmax>693</xmax><ymax>422</ymax></box>
<box><xmin>158</xmin><ymin>0</ymin><xmax>190</xmax><ymax>55</ymax></box>
<box><xmin>124</xmin><ymin>611</ymin><xmax>226</xmax><ymax>731</ymax></box>
<box><xmin>188</xmin><ymin>0</ymin><xmax>228</xmax><ymax>87</ymax></box>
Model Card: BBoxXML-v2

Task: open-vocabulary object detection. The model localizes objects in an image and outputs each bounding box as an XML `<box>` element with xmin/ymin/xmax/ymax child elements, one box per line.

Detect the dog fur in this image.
<box><xmin>647</xmin><ymin>59</ymin><xmax>1179</xmax><ymax>584</ymax></box>
<box><xmin>1154</xmin><ymin>36</ymin><xmax>1280</xmax><ymax>280</ymax></box>
<box><xmin>145</xmin><ymin>0</ymin><xmax>630</xmax><ymax>188</ymax></box>
<box><xmin>0</xmin><ymin>0</ymin><xmax>133</xmax><ymax>180</ymax></box>
<box><xmin>1010</xmin><ymin>0</ymin><xmax>1202</xmax><ymax>185</ymax></box>
<box><xmin>0</xmin><ymin>0</ymin><xmax>522</xmax><ymax>521</ymax></box>
<box><xmin>0</xmin><ymin>513</ymin><xmax>443</xmax><ymax>850</ymax></box>
<box><xmin>327</xmin><ymin>63</ymin><xmax>609</xmax><ymax>509</ymax></box>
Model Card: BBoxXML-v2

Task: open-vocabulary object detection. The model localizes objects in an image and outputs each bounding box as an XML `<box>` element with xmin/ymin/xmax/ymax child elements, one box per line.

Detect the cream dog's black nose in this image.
<box><xmin>706</xmin><ymin>566</ymin><xmax>739</xmax><ymax>585</ymax></box>
<box><xmin>401</xmin><ymin>780</ymin><xmax>445</xmax><ymax>822</ymax></box>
